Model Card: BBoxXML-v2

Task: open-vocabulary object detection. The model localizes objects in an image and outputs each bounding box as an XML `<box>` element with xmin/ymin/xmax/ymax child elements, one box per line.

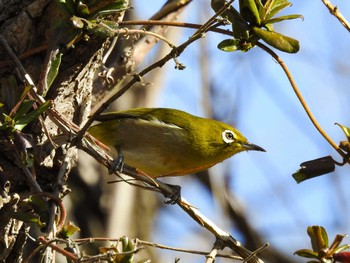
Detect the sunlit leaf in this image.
<box><xmin>262</xmin><ymin>14</ymin><xmax>303</xmax><ymax>25</ymax></box>
<box><xmin>217</xmin><ymin>39</ymin><xmax>241</xmax><ymax>52</ymax></box>
<box><xmin>239</xmin><ymin>0</ymin><xmax>261</xmax><ymax>25</ymax></box>
<box><xmin>211</xmin><ymin>0</ymin><xmax>250</xmax><ymax>39</ymax></box>
<box><xmin>46</xmin><ymin>52</ymin><xmax>62</xmax><ymax>91</ymax></box>
<box><xmin>294</xmin><ymin>249</ymin><xmax>319</xmax><ymax>258</ymax></box>
<box><xmin>329</xmin><ymin>234</ymin><xmax>349</xmax><ymax>252</ymax></box>
<box><xmin>252</xmin><ymin>26</ymin><xmax>299</xmax><ymax>53</ymax></box>
<box><xmin>308</xmin><ymin>226</ymin><xmax>329</xmax><ymax>252</ymax></box>
<box><xmin>58</xmin><ymin>221</ymin><xmax>81</xmax><ymax>239</ymax></box>
<box><xmin>262</xmin><ymin>0</ymin><xmax>292</xmax><ymax>20</ymax></box>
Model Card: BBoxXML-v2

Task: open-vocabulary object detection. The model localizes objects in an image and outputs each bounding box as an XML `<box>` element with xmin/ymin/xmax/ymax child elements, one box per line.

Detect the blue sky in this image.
<box><xmin>132</xmin><ymin>1</ymin><xmax>350</xmax><ymax>261</ymax></box>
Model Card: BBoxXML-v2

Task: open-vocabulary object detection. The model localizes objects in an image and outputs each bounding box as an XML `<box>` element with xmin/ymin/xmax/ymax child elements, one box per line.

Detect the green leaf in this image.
<box><xmin>307</xmin><ymin>226</ymin><xmax>329</xmax><ymax>252</ymax></box>
<box><xmin>262</xmin><ymin>0</ymin><xmax>292</xmax><ymax>20</ymax></box>
<box><xmin>262</xmin><ymin>14</ymin><xmax>303</xmax><ymax>25</ymax></box>
<box><xmin>14</xmin><ymin>100</ymin><xmax>52</xmax><ymax>131</ymax></box>
<box><xmin>120</xmin><ymin>236</ymin><xmax>135</xmax><ymax>263</ymax></box>
<box><xmin>77</xmin><ymin>2</ymin><xmax>90</xmax><ymax>16</ymax></box>
<box><xmin>46</xmin><ymin>52</ymin><xmax>62</xmax><ymax>91</ymax></box>
<box><xmin>294</xmin><ymin>249</ymin><xmax>319</xmax><ymax>258</ymax></box>
<box><xmin>89</xmin><ymin>0</ymin><xmax>129</xmax><ymax>18</ymax></box>
<box><xmin>13</xmin><ymin>100</ymin><xmax>35</xmax><ymax>122</ymax></box>
<box><xmin>217</xmin><ymin>39</ymin><xmax>241</xmax><ymax>52</ymax></box>
<box><xmin>239</xmin><ymin>0</ymin><xmax>261</xmax><ymax>25</ymax></box>
<box><xmin>29</xmin><ymin>196</ymin><xmax>49</xmax><ymax>217</ymax></box>
<box><xmin>252</xmin><ymin>27</ymin><xmax>299</xmax><ymax>53</ymax></box>
<box><xmin>9</xmin><ymin>211</ymin><xmax>45</xmax><ymax>228</ymax></box>
<box><xmin>58</xmin><ymin>221</ymin><xmax>81</xmax><ymax>239</ymax></box>
<box><xmin>85</xmin><ymin>20</ymin><xmax>119</xmax><ymax>38</ymax></box>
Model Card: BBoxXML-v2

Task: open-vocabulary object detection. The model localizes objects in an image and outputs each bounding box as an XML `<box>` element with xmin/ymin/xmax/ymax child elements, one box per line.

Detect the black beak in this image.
<box><xmin>243</xmin><ymin>142</ymin><xmax>266</xmax><ymax>152</ymax></box>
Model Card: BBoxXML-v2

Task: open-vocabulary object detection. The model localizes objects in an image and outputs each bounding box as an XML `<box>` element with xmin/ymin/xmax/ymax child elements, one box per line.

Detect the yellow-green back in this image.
<box><xmin>88</xmin><ymin>108</ymin><xmax>264</xmax><ymax>177</ymax></box>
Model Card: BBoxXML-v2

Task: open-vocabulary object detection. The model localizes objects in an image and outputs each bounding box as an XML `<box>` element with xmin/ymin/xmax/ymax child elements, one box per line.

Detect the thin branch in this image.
<box><xmin>321</xmin><ymin>0</ymin><xmax>350</xmax><ymax>32</ymax></box>
<box><xmin>256</xmin><ymin>42</ymin><xmax>348</xmax><ymax>163</ymax></box>
<box><xmin>73</xmin><ymin>237</ymin><xmax>242</xmax><ymax>260</ymax></box>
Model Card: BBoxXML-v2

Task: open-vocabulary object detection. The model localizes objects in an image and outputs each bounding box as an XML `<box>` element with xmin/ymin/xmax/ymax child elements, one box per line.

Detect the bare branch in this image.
<box><xmin>321</xmin><ymin>0</ymin><xmax>350</xmax><ymax>32</ymax></box>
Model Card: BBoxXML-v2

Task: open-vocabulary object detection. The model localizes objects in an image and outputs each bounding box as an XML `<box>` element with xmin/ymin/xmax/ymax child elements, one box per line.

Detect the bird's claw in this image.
<box><xmin>164</xmin><ymin>184</ymin><xmax>181</xmax><ymax>205</ymax></box>
<box><xmin>109</xmin><ymin>153</ymin><xmax>124</xmax><ymax>174</ymax></box>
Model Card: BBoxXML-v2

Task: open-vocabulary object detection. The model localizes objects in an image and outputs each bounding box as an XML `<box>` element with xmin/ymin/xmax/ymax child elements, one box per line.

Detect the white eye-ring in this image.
<box><xmin>222</xmin><ymin>130</ymin><xmax>235</xmax><ymax>143</ymax></box>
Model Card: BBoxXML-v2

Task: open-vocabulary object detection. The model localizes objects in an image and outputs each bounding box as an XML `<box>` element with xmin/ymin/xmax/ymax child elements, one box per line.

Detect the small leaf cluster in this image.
<box><xmin>57</xmin><ymin>0</ymin><xmax>129</xmax><ymax>47</ymax></box>
<box><xmin>211</xmin><ymin>0</ymin><xmax>302</xmax><ymax>53</ymax></box>
<box><xmin>295</xmin><ymin>226</ymin><xmax>350</xmax><ymax>262</ymax></box>
<box><xmin>99</xmin><ymin>236</ymin><xmax>136</xmax><ymax>263</ymax></box>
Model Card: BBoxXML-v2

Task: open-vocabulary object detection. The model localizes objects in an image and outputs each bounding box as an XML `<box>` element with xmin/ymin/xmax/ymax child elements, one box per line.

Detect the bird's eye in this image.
<box><xmin>222</xmin><ymin>130</ymin><xmax>235</xmax><ymax>143</ymax></box>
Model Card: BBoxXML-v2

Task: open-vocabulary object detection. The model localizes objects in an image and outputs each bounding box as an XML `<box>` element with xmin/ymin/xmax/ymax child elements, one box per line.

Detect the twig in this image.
<box><xmin>321</xmin><ymin>0</ymin><xmax>350</xmax><ymax>32</ymax></box>
<box><xmin>98</xmin><ymin>25</ymin><xmax>177</xmax><ymax>48</ymax></box>
<box><xmin>24</xmin><ymin>236</ymin><xmax>78</xmax><ymax>263</ymax></box>
<box><xmin>256</xmin><ymin>42</ymin><xmax>349</xmax><ymax>163</ymax></box>
<box><xmin>73</xmin><ymin>237</ymin><xmax>242</xmax><ymax>260</ymax></box>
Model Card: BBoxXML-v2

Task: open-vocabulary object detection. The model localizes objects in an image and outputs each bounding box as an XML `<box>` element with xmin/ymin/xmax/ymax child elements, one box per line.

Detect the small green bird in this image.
<box><xmin>88</xmin><ymin>108</ymin><xmax>265</xmax><ymax>177</ymax></box>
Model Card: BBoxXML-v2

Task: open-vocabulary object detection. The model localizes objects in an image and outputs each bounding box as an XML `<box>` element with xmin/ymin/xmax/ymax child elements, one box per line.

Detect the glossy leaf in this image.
<box><xmin>211</xmin><ymin>0</ymin><xmax>249</xmax><ymax>39</ymax></box>
<box><xmin>89</xmin><ymin>0</ymin><xmax>129</xmax><ymax>18</ymax></box>
<box><xmin>262</xmin><ymin>0</ymin><xmax>292</xmax><ymax>20</ymax></box>
<box><xmin>252</xmin><ymin>26</ymin><xmax>299</xmax><ymax>53</ymax></box>
<box><xmin>307</xmin><ymin>226</ymin><xmax>329</xmax><ymax>252</ymax></box>
<box><xmin>262</xmin><ymin>14</ymin><xmax>303</xmax><ymax>25</ymax></box>
<box><xmin>239</xmin><ymin>0</ymin><xmax>261</xmax><ymax>25</ymax></box>
<box><xmin>217</xmin><ymin>39</ymin><xmax>241</xmax><ymax>52</ymax></box>
<box><xmin>294</xmin><ymin>249</ymin><xmax>319</xmax><ymax>258</ymax></box>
